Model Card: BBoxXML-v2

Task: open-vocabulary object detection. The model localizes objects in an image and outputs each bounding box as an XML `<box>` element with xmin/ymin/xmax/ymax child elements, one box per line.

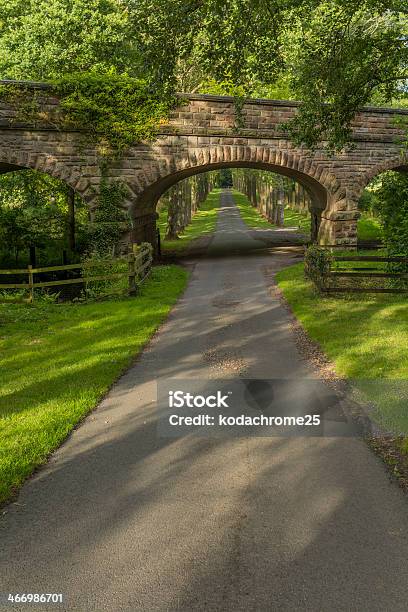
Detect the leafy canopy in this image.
<box><xmin>0</xmin><ymin>0</ymin><xmax>139</xmax><ymax>79</ymax></box>
<box><xmin>372</xmin><ymin>171</ymin><xmax>408</xmax><ymax>258</ymax></box>
<box><xmin>0</xmin><ymin>0</ymin><xmax>407</xmax><ymax>148</ymax></box>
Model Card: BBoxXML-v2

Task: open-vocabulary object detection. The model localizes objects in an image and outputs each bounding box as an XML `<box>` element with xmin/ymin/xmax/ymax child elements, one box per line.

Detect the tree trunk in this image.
<box><xmin>166</xmin><ymin>186</ymin><xmax>180</xmax><ymax>239</ymax></box>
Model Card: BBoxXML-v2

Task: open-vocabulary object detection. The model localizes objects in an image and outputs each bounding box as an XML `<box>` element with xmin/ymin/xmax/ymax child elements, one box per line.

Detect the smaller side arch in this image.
<box><xmin>357</xmin><ymin>155</ymin><xmax>408</xmax><ymax>193</ymax></box>
<box><xmin>0</xmin><ymin>147</ymin><xmax>98</xmax><ymax>206</ymax></box>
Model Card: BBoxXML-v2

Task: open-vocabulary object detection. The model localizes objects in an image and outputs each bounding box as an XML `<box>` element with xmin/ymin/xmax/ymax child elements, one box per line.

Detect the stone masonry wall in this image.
<box><xmin>0</xmin><ymin>87</ymin><xmax>407</xmax><ymax>248</ymax></box>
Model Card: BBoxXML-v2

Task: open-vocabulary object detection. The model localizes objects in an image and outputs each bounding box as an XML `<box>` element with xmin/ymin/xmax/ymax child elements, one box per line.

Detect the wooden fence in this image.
<box><xmin>324</xmin><ymin>254</ymin><xmax>408</xmax><ymax>294</ymax></box>
<box><xmin>0</xmin><ymin>243</ymin><xmax>153</xmax><ymax>303</ymax></box>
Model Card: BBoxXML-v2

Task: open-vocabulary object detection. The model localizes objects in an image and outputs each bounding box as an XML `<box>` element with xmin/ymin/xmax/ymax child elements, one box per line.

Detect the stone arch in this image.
<box><xmin>357</xmin><ymin>154</ymin><xmax>408</xmax><ymax>195</ymax></box>
<box><xmin>129</xmin><ymin>144</ymin><xmax>341</xmax><ymax>218</ymax></box>
<box><xmin>0</xmin><ymin>148</ymin><xmax>96</xmax><ymax>258</ymax></box>
<box><xmin>0</xmin><ymin>148</ymin><xmax>95</xmax><ymax>205</ymax></box>
<box><xmin>315</xmin><ymin>156</ymin><xmax>408</xmax><ymax>248</ymax></box>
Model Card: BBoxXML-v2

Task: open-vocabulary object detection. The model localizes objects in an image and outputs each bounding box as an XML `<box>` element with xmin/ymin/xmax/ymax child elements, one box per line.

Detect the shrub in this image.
<box><xmin>81</xmin><ymin>252</ymin><xmax>128</xmax><ymax>299</ymax></box>
<box><xmin>374</xmin><ymin>172</ymin><xmax>408</xmax><ymax>286</ymax></box>
<box><xmin>304</xmin><ymin>245</ymin><xmax>332</xmax><ymax>291</ymax></box>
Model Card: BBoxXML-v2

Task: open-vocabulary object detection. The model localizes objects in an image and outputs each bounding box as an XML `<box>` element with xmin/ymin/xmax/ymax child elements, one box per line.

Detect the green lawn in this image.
<box><xmin>276</xmin><ymin>262</ymin><xmax>408</xmax><ymax>436</ymax></box>
<box><xmin>357</xmin><ymin>213</ymin><xmax>383</xmax><ymax>241</ymax></box>
<box><xmin>157</xmin><ymin>189</ymin><xmax>220</xmax><ymax>253</ymax></box>
<box><xmin>283</xmin><ymin>207</ymin><xmax>311</xmax><ymax>233</ymax></box>
<box><xmin>0</xmin><ymin>265</ymin><xmax>189</xmax><ymax>504</ymax></box>
<box><xmin>233</xmin><ymin>190</ymin><xmax>311</xmax><ymax>233</ymax></box>
<box><xmin>232</xmin><ymin>190</ymin><xmax>276</xmax><ymax>228</ymax></box>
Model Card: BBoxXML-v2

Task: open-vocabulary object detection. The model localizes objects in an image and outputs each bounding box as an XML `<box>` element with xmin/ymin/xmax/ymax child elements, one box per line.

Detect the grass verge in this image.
<box><xmin>283</xmin><ymin>207</ymin><xmax>311</xmax><ymax>233</ymax></box>
<box><xmin>157</xmin><ymin>189</ymin><xmax>220</xmax><ymax>253</ymax></box>
<box><xmin>232</xmin><ymin>190</ymin><xmax>276</xmax><ymax>228</ymax></box>
<box><xmin>233</xmin><ymin>190</ymin><xmax>311</xmax><ymax>234</ymax></box>
<box><xmin>357</xmin><ymin>213</ymin><xmax>383</xmax><ymax>242</ymax></box>
<box><xmin>275</xmin><ymin>261</ymin><xmax>408</xmax><ymax>436</ymax></box>
<box><xmin>0</xmin><ymin>265</ymin><xmax>189</xmax><ymax>504</ymax></box>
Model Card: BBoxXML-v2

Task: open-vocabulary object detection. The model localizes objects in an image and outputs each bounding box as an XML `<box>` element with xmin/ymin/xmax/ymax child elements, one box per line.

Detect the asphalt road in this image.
<box><xmin>1</xmin><ymin>191</ymin><xmax>408</xmax><ymax>611</ymax></box>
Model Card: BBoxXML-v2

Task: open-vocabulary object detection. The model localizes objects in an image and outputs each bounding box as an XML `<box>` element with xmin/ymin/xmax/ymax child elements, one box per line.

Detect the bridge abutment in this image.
<box><xmin>318</xmin><ymin>207</ymin><xmax>360</xmax><ymax>248</ymax></box>
<box><xmin>318</xmin><ymin>215</ymin><xmax>359</xmax><ymax>248</ymax></box>
<box><xmin>131</xmin><ymin>212</ymin><xmax>159</xmax><ymax>256</ymax></box>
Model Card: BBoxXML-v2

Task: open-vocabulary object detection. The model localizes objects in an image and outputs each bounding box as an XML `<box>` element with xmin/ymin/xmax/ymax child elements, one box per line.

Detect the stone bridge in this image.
<box><xmin>1</xmin><ymin>83</ymin><xmax>407</xmax><ymax>248</ymax></box>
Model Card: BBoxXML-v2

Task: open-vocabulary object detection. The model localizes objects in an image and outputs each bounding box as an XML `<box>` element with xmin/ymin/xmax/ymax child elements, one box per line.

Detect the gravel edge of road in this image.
<box><xmin>262</xmin><ymin>264</ymin><xmax>408</xmax><ymax>494</ymax></box>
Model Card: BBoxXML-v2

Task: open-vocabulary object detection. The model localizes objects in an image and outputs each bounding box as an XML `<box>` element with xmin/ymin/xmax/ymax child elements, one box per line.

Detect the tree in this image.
<box><xmin>131</xmin><ymin>1</ymin><xmax>408</xmax><ymax>149</ymax></box>
<box><xmin>283</xmin><ymin>3</ymin><xmax>408</xmax><ymax>149</ymax></box>
<box><xmin>0</xmin><ymin>1</ymin><xmax>406</xmax><ymax>150</ymax></box>
<box><xmin>375</xmin><ymin>171</ymin><xmax>408</xmax><ymax>257</ymax></box>
<box><xmin>0</xmin><ymin>170</ymin><xmax>87</xmax><ymax>265</ymax></box>
<box><xmin>218</xmin><ymin>169</ymin><xmax>233</xmax><ymax>188</ymax></box>
<box><xmin>0</xmin><ymin>0</ymin><xmax>139</xmax><ymax>80</ymax></box>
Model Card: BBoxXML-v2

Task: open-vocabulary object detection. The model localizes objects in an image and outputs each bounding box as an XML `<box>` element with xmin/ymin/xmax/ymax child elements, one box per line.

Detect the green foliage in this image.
<box><xmin>0</xmin><ymin>76</ymin><xmax>174</xmax><ymax>267</ymax></box>
<box><xmin>232</xmin><ymin>190</ymin><xmax>277</xmax><ymax>229</ymax></box>
<box><xmin>231</xmin><ymin>168</ymin><xmax>312</xmax><ymax>235</ymax></box>
<box><xmin>0</xmin><ymin>1</ymin><xmax>407</xmax><ymax>151</ymax></box>
<box><xmin>198</xmin><ymin>75</ymin><xmax>295</xmax><ymax>103</ymax></box>
<box><xmin>284</xmin><ymin>4</ymin><xmax>407</xmax><ymax>150</ymax></box>
<box><xmin>0</xmin><ymin>0</ymin><xmax>176</xmax><ymax>155</ymax></box>
<box><xmin>0</xmin><ymin>288</ymin><xmax>60</xmax><ymax>304</ymax></box>
<box><xmin>51</xmin><ymin>73</ymin><xmax>175</xmax><ymax>154</ymax></box>
<box><xmin>375</xmin><ymin>172</ymin><xmax>408</xmax><ymax>254</ymax></box>
<box><xmin>373</xmin><ymin>172</ymin><xmax>408</xmax><ymax>282</ymax></box>
<box><xmin>0</xmin><ymin>168</ymin><xmax>132</xmax><ymax>268</ymax></box>
<box><xmin>158</xmin><ymin>188</ymin><xmax>220</xmax><ymax>254</ymax></box>
<box><xmin>79</xmin><ymin>243</ymin><xmax>152</xmax><ymax>301</ymax></box>
<box><xmin>304</xmin><ymin>245</ymin><xmax>332</xmax><ymax>291</ymax></box>
<box><xmin>0</xmin><ymin>84</ymin><xmax>46</xmax><ymax>126</ymax></box>
<box><xmin>0</xmin><ymin>74</ymin><xmax>176</xmax><ymax>155</ymax></box>
<box><xmin>133</xmin><ymin>1</ymin><xmax>408</xmax><ymax>149</ymax></box>
<box><xmin>0</xmin><ymin>0</ymin><xmax>139</xmax><ymax>80</ymax></box>
<box><xmin>283</xmin><ymin>207</ymin><xmax>311</xmax><ymax>234</ymax></box>
<box><xmin>0</xmin><ymin>170</ymin><xmax>87</xmax><ymax>266</ymax></box>
<box><xmin>358</xmin><ymin>172</ymin><xmax>408</xmax><ymax>252</ymax></box>
<box><xmin>81</xmin><ymin>252</ymin><xmax>128</xmax><ymax>299</ymax></box>
<box><xmin>359</xmin><ymin>188</ymin><xmax>378</xmax><ymax>214</ymax></box>
<box><xmin>216</xmin><ymin>169</ymin><xmax>233</xmax><ymax>188</ymax></box>
<box><xmin>186</xmin><ymin>1</ymin><xmax>285</xmax><ymax>89</ymax></box>
<box><xmin>87</xmin><ymin>178</ymin><xmax>130</xmax><ymax>256</ymax></box>
<box><xmin>252</xmin><ymin>76</ymin><xmax>294</xmax><ymax>101</ymax></box>
<box><xmin>357</xmin><ymin>214</ymin><xmax>383</xmax><ymax>242</ymax></box>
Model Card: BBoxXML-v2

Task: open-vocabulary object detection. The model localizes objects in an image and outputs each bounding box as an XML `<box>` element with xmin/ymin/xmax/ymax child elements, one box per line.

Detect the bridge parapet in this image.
<box><xmin>163</xmin><ymin>93</ymin><xmax>407</xmax><ymax>144</ymax></box>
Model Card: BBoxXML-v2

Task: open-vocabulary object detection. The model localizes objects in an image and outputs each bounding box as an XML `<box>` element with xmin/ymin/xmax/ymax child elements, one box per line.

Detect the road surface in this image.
<box><xmin>1</xmin><ymin>191</ymin><xmax>408</xmax><ymax>611</ymax></box>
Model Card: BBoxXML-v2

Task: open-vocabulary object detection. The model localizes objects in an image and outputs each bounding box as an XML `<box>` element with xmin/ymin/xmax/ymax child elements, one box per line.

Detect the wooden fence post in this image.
<box><xmin>28</xmin><ymin>265</ymin><xmax>34</xmax><ymax>303</ymax></box>
<box><xmin>128</xmin><ymin>246</ymin><xmax>137</xmax><ymax>296</ymax></box>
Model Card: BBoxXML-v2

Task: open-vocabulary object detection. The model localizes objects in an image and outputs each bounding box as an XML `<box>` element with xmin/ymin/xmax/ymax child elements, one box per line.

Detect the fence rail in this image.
<box><xmin>0</xmin><ymin>243</ymin><xmax>153</xmax><ymax>303</ymax></box>
<box><xmin>305</xmin><ymin>249</ymin><xmax>408</xmax><ymax>295</ymax></box>
<box><xmin>327</xmin><ymin>254</ymin><xmax>408</xmax><ymax>294</ymax></box>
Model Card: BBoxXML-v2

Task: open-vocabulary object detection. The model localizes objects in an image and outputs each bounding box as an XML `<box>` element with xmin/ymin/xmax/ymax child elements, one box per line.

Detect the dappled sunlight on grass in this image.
<box><xmin>0</xmin><ymin>265</ymin><xmax>189</xmax><ymax>503</ymax></box>
<box><xmin>232</xmin><ymin>190</ymin><xmax>275</xmax><ymax>228</ymax></box>
<box><xmin>157</xmin><ymin>189</ymin><xmax>220</xmax><ymax>253</ymax></box>
<box><xmin>276</xmin><ymin>262</ymin><xmax>408</xmax><ymax>433</ymax></box>
<box><xmin>357</xmin><ymin>213</ymin><xmax>383</xmax><ymax>241</ymax></box>
<box><xmin>233</xmin><ymin>190</ymin><xmax>311</xmax><ymax>235</ymax></box>
<box><xmin>283</xmin><ymin>207</ymin><xmax>310</xmax><ymax>233</ymax></box>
